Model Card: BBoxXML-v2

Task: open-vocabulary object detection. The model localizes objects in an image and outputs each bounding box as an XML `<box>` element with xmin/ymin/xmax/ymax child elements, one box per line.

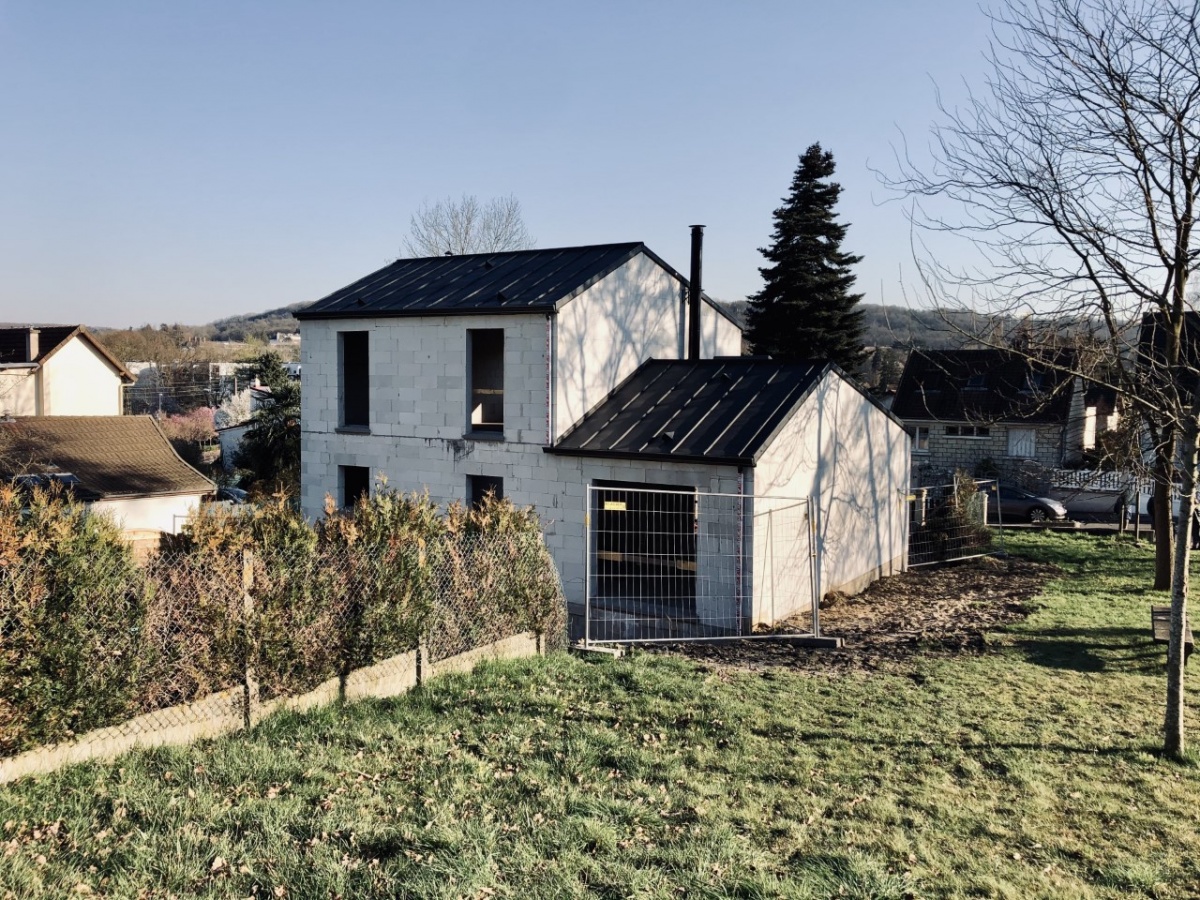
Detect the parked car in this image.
<box><xmin>216</xmin><ymin>485</ymin><xmax>249</xmax><ymax>504</ymax></box>
<box><xmin>1128</xmin><ymin>491</ymin><xmax>1180</xmax><ymax>525</ymax></box>
<box><xmin>990</xmin><ymin>485</ymin><xmax>1069</xmax><ymax>524</ymax></box>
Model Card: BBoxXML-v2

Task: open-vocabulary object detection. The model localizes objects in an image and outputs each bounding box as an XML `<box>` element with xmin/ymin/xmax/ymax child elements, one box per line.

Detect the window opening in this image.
<box><xmin>468</xmin><ymin>329</ymin><xmax>504</xmax><ymax>432</ymax></box>
<box><xmin>946</xmin><ymin>425</ymin><xmax>990</xmax><ymax>438</ymax></box>
<box><xmin>339</xmin><ymin>331</ymin><xmax>369</xmax><ymax>428</ymax></box>
<box><xmin>340</xmin><ymin>465</ymin><xmax>370</xmax><ymax>508</ymax></box>
<box><xmin>912</xmin><ymin>426</ymin><xmax>930</xmax><ymax>452</ymax></box>
<box><xmin>468</xmin><ymin>474</ymin><xmax>504</xmax><ymax>509</ymax></box>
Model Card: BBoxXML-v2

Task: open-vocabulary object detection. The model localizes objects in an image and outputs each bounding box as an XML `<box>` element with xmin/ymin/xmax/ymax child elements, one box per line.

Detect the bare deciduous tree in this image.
<box><xmin>889</xmin><ymin>0</ymin><xmax>1200</xmax><ymax>757</ymax></box>
<box><xmin>401</xmin><ymin>194</ymin><xmax>535</xmax><ymax>258</ymax></box>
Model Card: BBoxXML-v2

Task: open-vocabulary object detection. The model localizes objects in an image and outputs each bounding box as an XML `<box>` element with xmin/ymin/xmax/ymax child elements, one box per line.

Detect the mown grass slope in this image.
<box><xmin>1</xmin><ymin>531</ymin><xmax>1198</xmax><ymax>898</ymax></box>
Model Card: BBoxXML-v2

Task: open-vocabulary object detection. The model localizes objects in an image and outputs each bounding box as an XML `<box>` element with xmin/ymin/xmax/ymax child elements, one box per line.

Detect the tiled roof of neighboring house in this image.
<box><xmin>892</xmin><ymin>348</ymin><xmax>1075</xmax><ymax>424</ymax></box>
<box><xmin>0</xmin><ymin>325</ymin><xmax>134</xmax><ymax>381</ymax></box>
<box><xmin>295</xmin><ymin>242</ymin><xmax>741</xmax><ymax>327</ymax></box>
<box><xmin>1138</xmin><ymin>310</ymin><xmax>1200</xmax><ymax>392</ymax></box>
<box><xmin>0</xmin><ymin>416</ymin><xmax>214</xmax><ymax>500</ymax></box>
<box><xmin>549</xmin><ymin>358</ymin><xmax>845</xmax><ymax>465</ymax></box>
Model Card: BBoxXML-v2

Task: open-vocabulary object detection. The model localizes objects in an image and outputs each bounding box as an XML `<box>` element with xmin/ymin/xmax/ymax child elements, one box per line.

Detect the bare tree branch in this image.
<box><xmin>885</xmin><ymin>0</ymin><xmax>1200</xmax><ymax>758</ymax></box>
<box><xmin>401</xmin><ymin>194</ymin><xmax>535</xmax><ymax>257</ymax></box>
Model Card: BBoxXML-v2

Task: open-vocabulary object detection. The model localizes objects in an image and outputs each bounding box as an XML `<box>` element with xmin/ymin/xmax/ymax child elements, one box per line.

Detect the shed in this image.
<box><xmin>547</xmin><ymin>357</ymin><xmax>911</xmax><ymax>636</ymax></box>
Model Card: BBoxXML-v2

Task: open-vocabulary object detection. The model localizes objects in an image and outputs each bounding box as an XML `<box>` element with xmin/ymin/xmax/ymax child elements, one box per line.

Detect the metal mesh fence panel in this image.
<box><xmin>906</xmin><ymin>478</ymin><xmax>1001</xmax><ymax>567</ymax></box>
<box><xmin>0</xmin><ymin>529</ymin><xmax>566</xmax><ymax>764</ymax></box>
<box><xmin>584</xmin><ymin>486</ymin><xmax>814</xmax><ymax>644</ymax></box>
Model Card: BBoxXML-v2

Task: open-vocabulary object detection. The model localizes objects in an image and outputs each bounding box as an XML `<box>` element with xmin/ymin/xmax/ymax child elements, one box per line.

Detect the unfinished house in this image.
<box><xmin>297</xmin><ymin>235</ymin><xmax>909</xmax><ymax>639</ymax></box>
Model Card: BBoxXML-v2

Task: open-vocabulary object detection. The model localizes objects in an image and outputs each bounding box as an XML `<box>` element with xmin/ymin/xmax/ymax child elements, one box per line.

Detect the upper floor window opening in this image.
<box><xmin>467</xmin><ymin>329</ymin><xmax>504</xmax><ymax>435</ymax></box>
<box><xmin>339</xmin><ymin>331</ymin><xmax>369</xmax><ymax>429</ymax></box>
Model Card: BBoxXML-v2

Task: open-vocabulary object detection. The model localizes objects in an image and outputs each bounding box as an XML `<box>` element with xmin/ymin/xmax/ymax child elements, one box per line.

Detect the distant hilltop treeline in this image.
<box><xmin>95</xmin><ymin>300</ymin><xmax>1032</xmax><ymax>355</ymax></box>
<box><xmin>718</xmin><ymin>301</ymin><xmax>1018</xmax><ymax>351</ymax></box>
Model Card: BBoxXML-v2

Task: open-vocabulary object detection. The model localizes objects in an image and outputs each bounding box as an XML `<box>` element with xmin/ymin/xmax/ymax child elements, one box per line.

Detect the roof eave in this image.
<box><xmin>295</xmin><ymin>305</ymin><xmax>556</xmax><ymax>321</ymax></box>
<box><xmin>543</xmin><ymin>445</ymin><xmax>755</xmax><ymax>468</ymax></box>
<box><xmin>91</xmin><ymin>486</ymin><xmax>215</xmax><ymax>502</ymax></box>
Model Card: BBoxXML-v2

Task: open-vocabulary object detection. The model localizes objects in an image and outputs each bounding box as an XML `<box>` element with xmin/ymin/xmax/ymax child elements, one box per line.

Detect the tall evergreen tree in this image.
<box><xmin>234</xmin><ymin>352</ymin><xmax>300</xmax><ymax>496</ymax></box>
<box><xmin>745</xmin><ymin>144</ymin><xmax>866</xmax><ymax>369</ymax></box>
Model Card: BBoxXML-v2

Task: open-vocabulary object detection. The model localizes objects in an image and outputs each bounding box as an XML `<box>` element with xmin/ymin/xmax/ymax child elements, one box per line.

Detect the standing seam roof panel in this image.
<box><xmin>551</xmin><ymin>359</ymin><xmax>829</xmax><ymax>464</ymax></box>
<box><xmin>298</xmin><ymin>243</ymin><xmax>646</xmax><ymax>317</ymax></box>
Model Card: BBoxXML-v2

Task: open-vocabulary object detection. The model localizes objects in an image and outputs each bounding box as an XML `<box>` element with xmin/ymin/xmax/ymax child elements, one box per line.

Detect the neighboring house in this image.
<box><xmin>893</xmin><ymin>348</ymin><xmax>1118</xmax><ymax>482</ymax></box>
<box><xmin>1</xmin><ymin>416</ymin><xmax>214</xmax><ymax>533</ymax></box>
<box><xmin>216</xmin><ymin>421</ymin><xmax>253</xmax><ymax>471</ymax></box>
<box><xmin>297</xmin><ymin>240</ymin><xmax>910</xmax><ymax>632</ymax></box>
<box><xmin>0</xmin><ymin>326</ymin><xmax>134</xmax><ymax>417</ymax></box>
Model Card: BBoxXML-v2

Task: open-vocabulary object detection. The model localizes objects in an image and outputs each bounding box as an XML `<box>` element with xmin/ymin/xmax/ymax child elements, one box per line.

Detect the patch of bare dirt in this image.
<box><xmin>651</xmin><ymin>555</ymin><xmax>1058</xmax><ymax>675</ymax></box>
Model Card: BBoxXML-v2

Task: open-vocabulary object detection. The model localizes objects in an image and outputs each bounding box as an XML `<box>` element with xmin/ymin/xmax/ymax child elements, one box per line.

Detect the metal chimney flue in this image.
<box><xmin>687</xmin><ymin>225</ymin><xmax>704</xmax><ymax>360</ymax></box>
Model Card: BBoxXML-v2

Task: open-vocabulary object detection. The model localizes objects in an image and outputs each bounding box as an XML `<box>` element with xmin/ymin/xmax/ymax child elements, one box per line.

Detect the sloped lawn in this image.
<box><xmin>1</xmin><ymin>531</ymin><xmax>1198</xmax><ymax>898</ymax></box>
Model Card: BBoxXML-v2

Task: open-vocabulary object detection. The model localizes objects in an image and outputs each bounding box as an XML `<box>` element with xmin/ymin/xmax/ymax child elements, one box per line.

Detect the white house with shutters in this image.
<box><xmin>297</xmin><ymin>240</ymin><xmax>910</xmax><ymax>636</ymax></box>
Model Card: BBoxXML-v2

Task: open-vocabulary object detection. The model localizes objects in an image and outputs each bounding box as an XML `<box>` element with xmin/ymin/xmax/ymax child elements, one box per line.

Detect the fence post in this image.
<box><xmin>242</xmin><ymin>548</ymin><xmax>256</xmax><ymax>729</ymax></box>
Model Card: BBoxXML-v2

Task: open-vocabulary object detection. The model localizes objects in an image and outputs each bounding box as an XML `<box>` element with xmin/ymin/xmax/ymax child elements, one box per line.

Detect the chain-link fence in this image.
<box><xmin>584</xmin><ymin>486</ymin><xmax>814</xmax><ymax>643</ymax></box>
<box><xmin>906</xmin><ymin>478</ymin><xmax>1002</xmax><ymax>567</ymax></box>
<box><xmin>0</xmin><ymin>531</ymin><xmax>565</xmax><ymax>774</ymax></box>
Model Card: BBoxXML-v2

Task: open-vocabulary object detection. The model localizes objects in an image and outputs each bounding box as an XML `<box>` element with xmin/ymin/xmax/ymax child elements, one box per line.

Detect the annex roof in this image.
<box><xmin>0</xmin><ymin>325</ymin><xmax>134</xmax><ymax>382</ymax></box>
<box><xmin>547</xmin><ymin>358</ymin><xmax>831</xmax><ymax>466</ymax></box>
<box><xmin>0</xmin><ymin>416</ymin><xmax>214</xmax><ymax>500</ymax></box>
<box><xmin>891</xmin><ymin>348</ymin><xmax>1075</xmax><ymax>424</ymax></box>
<box><xmin>295</xmin><ymin>242</ymin><xmax>741</xmax><ymax>326</ymax></box>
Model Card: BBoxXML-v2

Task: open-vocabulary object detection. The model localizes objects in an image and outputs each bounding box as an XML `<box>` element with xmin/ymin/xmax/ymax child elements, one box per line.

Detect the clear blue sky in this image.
<box><xmin>0</xmin><ymin>1</ymin><xmax>991</xmax><ymax>328</ymax></box>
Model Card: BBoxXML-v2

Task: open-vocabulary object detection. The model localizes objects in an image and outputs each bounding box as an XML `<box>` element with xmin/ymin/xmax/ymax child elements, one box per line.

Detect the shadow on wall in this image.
<box><xmin>753</xmin><ymin>375</ymin><xmax>908</xmax><ymax>599</ymax></box>
<box><xmin>557</xmin><ymin>262</ymin><xmax>680</xmax><ymax>433</ymax></box>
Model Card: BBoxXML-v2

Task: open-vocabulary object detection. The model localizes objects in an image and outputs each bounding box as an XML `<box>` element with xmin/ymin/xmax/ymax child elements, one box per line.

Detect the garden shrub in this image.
<box><xmin>1</xmin><ymin>481</ymin><xmax>566</xmax><ymax>757</ymax></box>
<box><xmin>0</xmin><ymin>485</ymin><xmax>147</xmax><ymax>754</ymax></box>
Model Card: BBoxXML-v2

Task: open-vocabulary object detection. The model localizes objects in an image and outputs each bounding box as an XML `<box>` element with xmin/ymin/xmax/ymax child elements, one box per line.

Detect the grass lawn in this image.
<box><xmin>2</xmin><ymin>531</ymin><xmax>1199</xmax><ymax>898</ymax></box>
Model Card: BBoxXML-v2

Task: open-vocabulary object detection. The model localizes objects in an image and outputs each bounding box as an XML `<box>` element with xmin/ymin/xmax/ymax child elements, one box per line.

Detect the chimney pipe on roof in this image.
<box><xmin>26</xmin><ymin>328</ymin><xmax>39</xmax><ymax>362</ymax></box>
<box><xmin>687</xmin><ymin>225</ymin><xmax>704</xmax><ymax>360</ymax></box>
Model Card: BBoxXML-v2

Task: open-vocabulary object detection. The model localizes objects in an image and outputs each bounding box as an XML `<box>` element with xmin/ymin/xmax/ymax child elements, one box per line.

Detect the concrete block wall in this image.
<box><xmin>552</xmin><ymin>252</ymin><xmax>742</xmax><ymax>440</ymax></box>
<box><xmin>753</xmin><ymin>373</ymin><xmax>911</xmax><ymax>623</ymax></box>
<box><xmin>303</xmin><ymin>415</ymin><xmax>742</xmax><ymax>608</ymax></box>
<box><xmin>301</xmin><ymin>312</ymin><xmax>553</xmax><ymax>516</ymax></box>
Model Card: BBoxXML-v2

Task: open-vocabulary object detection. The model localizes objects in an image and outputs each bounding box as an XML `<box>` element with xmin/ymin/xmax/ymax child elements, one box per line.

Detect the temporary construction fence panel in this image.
<box><xmin>906</xmin><ymin>479</ymin><xmax>1003</xmax><ymax>567</ymax></box>
<box><xmin>583</xmin><ymin>485</ymin><xmax>815</xmax><ymax>644</ymax></box>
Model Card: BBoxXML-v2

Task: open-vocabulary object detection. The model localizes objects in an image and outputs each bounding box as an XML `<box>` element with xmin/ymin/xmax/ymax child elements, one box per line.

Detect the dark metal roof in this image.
<box><xmin>892</xmin><ymin>348</ymin><xmax>1075</xmax><ymax>424</ymax></box>
<box><xmin>0</xmin><ymin>416</ymin><xmax>214</xmax><ymax>500</ymax></box>
<box><xmin>548</xmin><ymin>358</ymin><xmax>829</xmax><ymax>465</ymax></box>
<box><xmin>297</xmin><ymin>243</ymin><xmax>647</xmax><ymax>319</ymax></box>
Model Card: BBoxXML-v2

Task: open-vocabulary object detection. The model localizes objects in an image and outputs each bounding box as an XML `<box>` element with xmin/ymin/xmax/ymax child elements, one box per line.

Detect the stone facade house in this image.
<box><xmin>893</xmin><ymin>348</ymin><xmax>1118</xmax><ymax>484</ymax></box>
<box><xmin>297</xmin><ymin>241</ymin><xmax>910</xmax><ymax>635</ymax></box>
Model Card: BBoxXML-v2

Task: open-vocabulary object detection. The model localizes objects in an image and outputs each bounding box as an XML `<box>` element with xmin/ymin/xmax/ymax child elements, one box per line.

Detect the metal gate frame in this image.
<box><xmin>905</xmin><ymin>478</ymin><xmax>1004</xmax><ymax>568</ymax></box>
<box><xmin>582</xmin><ymin>485</ymin><xmax>818</xmax><ymax>646</ymax></box>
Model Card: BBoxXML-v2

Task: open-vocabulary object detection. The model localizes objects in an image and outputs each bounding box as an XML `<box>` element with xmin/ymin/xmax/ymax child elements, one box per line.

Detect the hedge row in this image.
<box><xmin>0</xmin><ymin>485</ymin><xmax>565</xmax><ymax>756</ymax></box>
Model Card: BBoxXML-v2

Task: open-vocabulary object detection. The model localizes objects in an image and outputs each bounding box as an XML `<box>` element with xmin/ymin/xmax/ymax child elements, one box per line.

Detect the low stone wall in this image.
<box><xmin>0</xmin><ymin>632</ymin><xmax>539</xmax><ymax>785</ymax></box>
